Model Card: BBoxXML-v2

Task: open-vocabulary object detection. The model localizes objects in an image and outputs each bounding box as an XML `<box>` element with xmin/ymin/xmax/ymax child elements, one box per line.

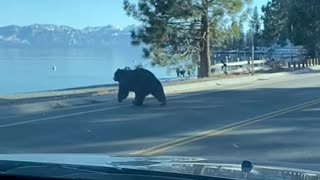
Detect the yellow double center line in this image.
<box><xmin>130</xmin><ymin>98</ymin><xmax>320</xmax><ymax>156</ymax></box>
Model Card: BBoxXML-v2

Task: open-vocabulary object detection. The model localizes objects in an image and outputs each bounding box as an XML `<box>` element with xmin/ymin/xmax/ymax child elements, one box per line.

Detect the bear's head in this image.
<box><xmin>113</xmin><ymin>69</ymin><xmax>121</xmax><ymax>82</ymax></box>
<box><xmin>113</xmin><ymin>68</ymin><xmax>130</xmax><ymax>82</ymax></box>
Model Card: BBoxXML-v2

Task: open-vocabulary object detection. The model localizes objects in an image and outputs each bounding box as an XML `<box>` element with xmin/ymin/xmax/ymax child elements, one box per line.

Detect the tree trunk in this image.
<box><xmin>308</xmin><ymin>40</ymin><xmax>317</xmax><ymax>58</ymax></box>
<box><xmin>199</xmin><ymin>0</ymin><xmax>211</xmax><ymax>78</ymax></box>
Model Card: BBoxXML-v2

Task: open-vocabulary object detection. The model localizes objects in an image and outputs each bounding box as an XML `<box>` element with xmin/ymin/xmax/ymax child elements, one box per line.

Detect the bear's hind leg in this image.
<box><xmin>151</xmin><ymin>86</ymin><xmax>166</xmax><ymax>106</ymax></box>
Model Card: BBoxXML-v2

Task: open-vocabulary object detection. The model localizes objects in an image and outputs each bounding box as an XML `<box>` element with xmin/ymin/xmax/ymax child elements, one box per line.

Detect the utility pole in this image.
<box><xmin>249</xmin><ymin>15</ymin><xmax>255</xmax><ymax>75</ymax></box>
<box><xmin>251</xmin><ymin>31</ymin><xmax>255</xmax><ymax>75</ymax></box>
<box><xmin>290</xmin><ymin>24</ymin><xmax>294</xmax><ymax>64</ymax></box>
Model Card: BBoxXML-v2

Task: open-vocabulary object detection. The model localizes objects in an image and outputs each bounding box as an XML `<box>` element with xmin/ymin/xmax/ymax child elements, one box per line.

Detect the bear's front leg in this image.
<box><xmin>118</xmin><ymin>84</ymin><xmax>129</xmax><ymax>103</ymax></box>
<box><xmin>133</xmin><ymin>92</ymin><xmax>146</xmax><ymax>106</ymax></box>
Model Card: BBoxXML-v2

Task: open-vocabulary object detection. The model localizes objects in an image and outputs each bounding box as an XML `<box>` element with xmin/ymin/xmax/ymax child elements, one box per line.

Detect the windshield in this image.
<box><xmin>1</xmin><ymin>0</ymin><xmax>320</xmax><ymax>179</ymax></box>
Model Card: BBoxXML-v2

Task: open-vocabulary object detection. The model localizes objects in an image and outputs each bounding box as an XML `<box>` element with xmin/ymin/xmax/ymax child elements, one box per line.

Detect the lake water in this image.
<box><xmin>0</xmin><ymin>48</ymin><xmax>177</xmax><ymax>95</ymax></box>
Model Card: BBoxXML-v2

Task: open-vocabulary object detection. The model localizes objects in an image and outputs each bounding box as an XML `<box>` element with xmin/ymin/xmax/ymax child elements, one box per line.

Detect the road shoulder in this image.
<box><xmin>1</xmin><ymin>66</ymin><xmax>319</xmax><ymax>117</ymax></box>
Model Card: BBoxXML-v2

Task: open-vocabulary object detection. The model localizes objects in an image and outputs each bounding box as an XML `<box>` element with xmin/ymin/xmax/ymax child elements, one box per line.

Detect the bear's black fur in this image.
<box><xmin>113</xmin><ymin>68</ymin><xmax>167</xmax><ymax>106</ymax></box>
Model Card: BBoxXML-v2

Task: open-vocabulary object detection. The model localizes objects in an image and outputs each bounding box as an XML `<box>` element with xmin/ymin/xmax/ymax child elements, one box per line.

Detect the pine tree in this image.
<box><xmin>124</xmin><ymin>0</ymin><xmax>252</xmax><ymax>77</ymax></box>
<box><xmin>261</xmin><ymin>0</ymin><xmax>288</xmax><ymax>45</ymax></box>
<box><xmin>261</xmin><ymin>0</ymin><xmax>320</xmax><ymax>57</ymax></box>
<box><xmin>288</xmin><ymin>0</ymin><xmax>320</xmax><ymax>57</ymax></box>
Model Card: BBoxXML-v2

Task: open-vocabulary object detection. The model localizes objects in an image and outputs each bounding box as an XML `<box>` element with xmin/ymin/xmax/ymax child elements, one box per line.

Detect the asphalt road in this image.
<box><xmin>1</xmin><ymin>72</ymin><xmax>320</xmax><ymax>169</ymax></box>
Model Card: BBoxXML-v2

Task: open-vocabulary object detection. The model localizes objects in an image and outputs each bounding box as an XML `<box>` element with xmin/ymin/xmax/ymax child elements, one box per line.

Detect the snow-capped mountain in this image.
<box><xmin>0</xmin><ymin>24</ymin><xmax>137</xmax><ymax>48</ymax></box>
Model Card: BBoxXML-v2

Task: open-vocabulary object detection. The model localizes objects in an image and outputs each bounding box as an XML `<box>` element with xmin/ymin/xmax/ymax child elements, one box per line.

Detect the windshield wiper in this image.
<box><xmin>105</xmin><ymin>162</ymin><xmax>124</xmax><ymax>171</ymax></box>
<box><xmin>0</xmin><ymin>160</ymin><xmax>125</xmax><ymax>177</ymax></box>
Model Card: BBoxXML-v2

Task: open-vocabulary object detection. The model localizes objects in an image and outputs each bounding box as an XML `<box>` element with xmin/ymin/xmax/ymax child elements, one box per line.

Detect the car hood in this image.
<box><xmin>0</xmin><ymin>154</ymin><xmax>319</xmax><ymax>180</ymax></box>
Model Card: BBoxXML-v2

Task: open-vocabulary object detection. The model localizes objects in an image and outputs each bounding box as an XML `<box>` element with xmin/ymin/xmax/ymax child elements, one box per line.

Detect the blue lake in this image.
<box><xmin>0</xmin><ymin>48</ymin><xmax>177</xmax><ymax>95</ymax></box>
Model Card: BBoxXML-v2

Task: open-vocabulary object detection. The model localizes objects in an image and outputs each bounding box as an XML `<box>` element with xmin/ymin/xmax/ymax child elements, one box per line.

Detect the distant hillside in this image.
<box><xmin>0</xmin><ymin>24</ymin><xmax>139</xmax><ymax>48</ymax></box>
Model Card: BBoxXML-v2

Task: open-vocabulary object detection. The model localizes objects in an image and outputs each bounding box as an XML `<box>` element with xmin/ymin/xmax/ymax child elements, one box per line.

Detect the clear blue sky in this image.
<box><xmin>0</xmin><ymin>0</ymin><xmax>267</xmax><ymax>29</ymax></box>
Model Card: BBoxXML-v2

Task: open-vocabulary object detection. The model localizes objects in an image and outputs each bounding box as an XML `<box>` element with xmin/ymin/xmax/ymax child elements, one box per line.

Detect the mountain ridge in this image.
<box><xmin>0</xmin><ymin>24</ymin><xmax>139</xmax><ymax>48</ymax></box>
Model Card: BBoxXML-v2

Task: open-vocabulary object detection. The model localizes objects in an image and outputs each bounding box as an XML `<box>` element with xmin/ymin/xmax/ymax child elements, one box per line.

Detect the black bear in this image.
<box><xmin>113</xmin><ymin>68</ymin><xmax>167</xmax><ymax>106</ymax></box>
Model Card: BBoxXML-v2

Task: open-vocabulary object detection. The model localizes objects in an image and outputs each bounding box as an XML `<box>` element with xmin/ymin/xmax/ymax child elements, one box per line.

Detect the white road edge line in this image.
<box><xmin>0</xmin><ymin>105</ymin><xmax>132</xmax><ymax>128</ymax></box>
